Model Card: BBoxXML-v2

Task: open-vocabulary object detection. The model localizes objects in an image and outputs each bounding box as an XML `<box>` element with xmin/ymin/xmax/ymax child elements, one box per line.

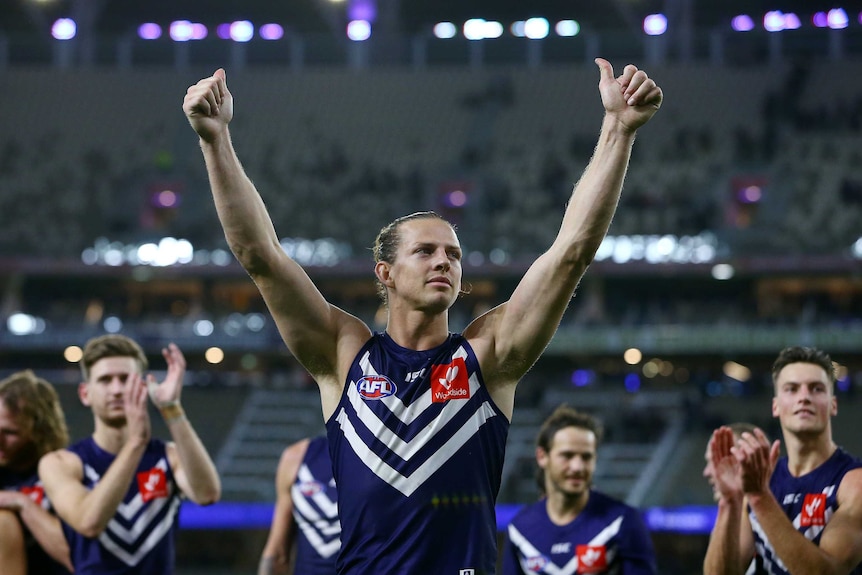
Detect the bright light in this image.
<box><xmin>555</xmin><ymin>20</ymin><xmax>580</xmax><ymax>37</ymax></box>
<box><xmin>190</xmin><ymin>23</ymin><xmax>208</xmax><ymax>40</ymax></box>
<box><xmin>643</xmin><ymin>14</ymin><xmax>668</xmax><ymax>36</ymax></box>
<box><xmin>217</xmin><ymin>23</ymin><xmax>232</xmax><ymax>40</ymax></box>
<box><xmin>723</xmin><ymin>361</ymin><xmax>751</xmax><ymax>382</ymax></box>
<box><xmin>524</xmin><ymin>17</ymin><xmax>550</xmax><ymax>40</ymax></box>
<box><xmin>347</xmin><ymin>19</ymin><xmax>371</xmax><ymax>41</ymax></box>
<box><xmin>64</xmin><ymin>346</ymin><xmax>83</xmax><ymax>363</ymax></box>
<box><xmin>433</xmin><ymin>22</ymin><xmax>457</xmax><ymax>39</ymax></box>
<box><xmin>103</xmin><ymin>316</ymin><xmax>123</xmax><ymax>333</ymax></box>
<box><xmin>852</xmin><ymin>237</ymin><xmax>862</xmax><ymax>258</ymax></box>
<box><xmin>510</xmin><ymin>21</ymin><xmax>526</xmax><ymax>38</ymax></box>
<box><xmin>230</xmin><ymin>20</ymin><xmax>255</xmax><ymax>42</ymax></box>
<box><xmin>812</xmin><ymin>12</ymin><xmax>828</xmax><ymax>27</ymax></box>
<box><xmin>205</xmin><ymin>347</ymin><xmax>225</xmax><ymax>364</ymax></box>
<box><xmin>783</xmin><ymin>13</ymin><xmax>801</xmax><ymax>30</ymax></box>
<box><xmin>764</xmin><ymin>11</ymin><xmax>786</xmax><ymax>32</ymax></box>
<box><xmin>623</xmin><ymin>348</ymin><xmax>642</xmax><ymax>365</ymax></box>
<box><xmin>7</xmin><ymin>314</ymin><xmax>45</xmax><ymax>335</ymax></box>
<box><xmin>259</xmin><ymin>23</ymin><xmax>284</xmax><ymax>40</ymax></box>
<box><xmin>828</xmin><ymin>8</ymin><xmax>849</xmax><ymax>29</ymax></box>
<box><xmin>138</xmin><ymin>23</ymin><xmax>162</xmax><ymax>40</ymax></box>
<box><xmin>169</xmin><ymin>20</ymin><xmax>194</xmax><ymax>41</ymax></box>
<box><xmin>731</xmin><ymin>15</ymin><xmax>755</xmax><ymax>31</ymax></box>
<box><xmin>463</xmin><ymin>19</ymin><xmax>503</xmax><ymax>40</ymax></box>
<box><xmin>711</xmin><ymin>263</ymin><xmax>735</xmax><ymax>280</ymax></box>
<box><xmin>194</xmin><ymin>320</ymin><xmax>215</xmax><ymax>336</ymax></box>
<box><xmin>51</xmin><ymin>18</ymin><xmax>76</xmax><ymax>40</ymax></box>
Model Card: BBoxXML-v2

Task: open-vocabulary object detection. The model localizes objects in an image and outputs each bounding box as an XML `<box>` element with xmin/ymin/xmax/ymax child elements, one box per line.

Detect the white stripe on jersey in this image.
<box><xmin>335</xmin><ymin>400</ymin><xmax>498</xmax><ymax>497</ymax></box>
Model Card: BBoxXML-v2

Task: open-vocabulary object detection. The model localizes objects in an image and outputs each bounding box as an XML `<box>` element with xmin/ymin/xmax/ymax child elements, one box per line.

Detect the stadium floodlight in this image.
<box><xmin>346</xmin><ymin>19</ymin><xmax>371</xmax><ymax>41</ymax></box>
<box><xmin>731</xmin><ymin>15</ymin><xmax>755</xmax><ymax>31</ymax></box>
<box><xmin>190</xmin><ymin>23</ymin><xmax>208</xmax><ymax>40</ymax></box>
<box><xmin>555</xmin><ymin>20</ymin><xmax>580</xmax><ymax>37</ymax></box>
<box><xmin>510</xmin><ymin>21</ymin><xmax>526</xmax><ymax>38</ymax></box>
<box><xmin>230</xmin><ymin>20</ymin><xmax>255</xmax><ymax>42</ymax></box>
<box><xmin>137</xmin><ymin>23</ymin><xmax>162</xmax><ymax>40</ymax></box>
<box><xmin>524</xmin><ymin>17</ymin><xmax>549</xmax><ymax>39</ymax></box>
<box><xmin>782</xmin><ymin>13</ymin><xmax>801</xmax><ymax>30</ymax></box>
<box><xmin>828</xmin><ymin>8</ymin><xmax>849</xmax><ymax>29</ymax></box>
<box><xmin>763</xmin><ymin>11</ymin><xmax>786</xmax><ymax>32</ymax></box>
<box><xmin>169</xmin><ymin>20</ymin><xmax>194</xmax><ymax>41</ymax></box>
<box><xmin>463</xmin><ymin>18</ymin><xmax>503</xmax><ymax>40</ymax></box>
<box><xmin>259</xmin><ymin>23</ymin><xmax>284</xmax><ymax>40</ymax></box>
<box><xmin>812</xmin><ymin>12</ymin><xmax>828</xmax><ymax>27</ymax></box>
<box><xmin>433</xmin><ymin>22</ymin><xmax>457</xmax><ymax>39</ymax></box>
<box><xmin>643</xmin><ymin>13</ymin><xmax>668</xmax><ymax>36</ymax></box>
<box><xmin>51</xmin><ymin>18</ymin><xmax>76</xmax><ymax>40</ymax></box>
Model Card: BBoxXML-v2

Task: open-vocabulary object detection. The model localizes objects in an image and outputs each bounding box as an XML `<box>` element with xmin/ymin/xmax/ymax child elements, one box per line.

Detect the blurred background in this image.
<box><xmin>2</xmin><ymin>0</ymin><xmax>862</xmax><ymax>572</ymax></box>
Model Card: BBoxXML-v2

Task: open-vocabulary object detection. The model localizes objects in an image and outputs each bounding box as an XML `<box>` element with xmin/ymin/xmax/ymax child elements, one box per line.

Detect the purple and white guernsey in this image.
<box><xmin>749</xmin><ymin>447</ymin><xmax>862</xmax><ymax>575</ymax></box>
<box><xmin>503</xmin><ymin>491</ymin><xmax>656</xmax><ymax>575</ymax></box>
<box><xmin>326</xmin><ymin>332</ymin><xmax>509</xmax><ymax>575</ymax></box>
<box><xmin>63</xmin><ymin>437</ymin><xmax>182</xmax><ymax>575</ymax></box>
<box><xmin>292</xmin><ymin>435</ymin><xmax>340</xmax><ymax>574</ymax></box>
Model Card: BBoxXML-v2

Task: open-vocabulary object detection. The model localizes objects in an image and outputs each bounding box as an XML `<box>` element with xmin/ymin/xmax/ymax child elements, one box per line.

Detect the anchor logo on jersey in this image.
<box><xmin>430</xmin><ymin>358</ymin><xmax>470</xmax><ymax>403</ymax></box>
<box><xmin>576</xmin><ymin>544</ymin><xmax>607</xmax><ymax>573</ymax></box>
<box><xmin>800</xmin><ymin>493</ymin><xmax>827</xmax><ymax>526</ymax></box>
<box><xmin>137</xmin><ymin>467</ymin><xmax>168</xmax><ymax>502</ymax></box>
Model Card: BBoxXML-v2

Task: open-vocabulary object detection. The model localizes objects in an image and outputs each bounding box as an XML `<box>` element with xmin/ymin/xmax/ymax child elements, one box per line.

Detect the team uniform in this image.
<box><xmin>503</xmin><ymin>490</ymin><xmax>656</xmax><ymax>575</ymax></box>
<box><xmin>0</xmin><ymin>467</ymin><xmax>71</xmax><ymax>575</ymax></box>
<box><xmin>748</xmin><ymin>447</ymin><xmax>862</xmax><ymax>575</ymax></box>
<box><xmin>63</xmin><ymin>437</ymin><xmax>183</xmax><ymax>575</ymax></box>
<box><xmin>326</xmin><ymin>332</ymin><xmax>509</xmax><ymax>575</ymax></box>
<box><xmin>292</xmin><ymin>436</ymin><xmax>340</xmax><ymax>574</ymax></box>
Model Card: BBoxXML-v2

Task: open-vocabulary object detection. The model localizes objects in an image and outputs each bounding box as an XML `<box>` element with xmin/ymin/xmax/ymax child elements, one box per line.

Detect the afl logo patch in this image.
<box><xmin>357</xmin><ymin>375</ymin><xmax>397</xmax><ymax>399</ymax></box>
<box><xmin>298</xmin><ymin>480</ymin><xmax>324</xmax><ymax>496</ymax></box>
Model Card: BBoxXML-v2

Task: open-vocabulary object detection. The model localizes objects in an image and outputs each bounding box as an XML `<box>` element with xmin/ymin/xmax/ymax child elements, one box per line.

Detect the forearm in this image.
<box><xmin>165</xmin><ymin>409</ymin><xmax>221</xmax><ymax>504</ymax></box>
<box><xmin>748</xmin><ymin>492</ymin><xmax>840</xmax><ymax>574</ymax></box>
<box><xmin>17</xmin><ymin>503</ymin><xmax>73</xmax><ymax>571</ymax></box>
<box><xmin>200</xmin><ymin>130</ymin><xmax>282</xmax><ymax>273</ymax></box>
<box><xmin>73</xmin><ymin>440</ymin><xmax>147</xmax><ymax>537</ymax></box>
<box><xmin>704</xmin><ymin>498</ymin><xmax>746</xmax><ymax>575</ymax></box>
<box><xmin>555</xmin><ymin>115</ymin><xmax>636</xmax><ymax>265</ymax></box>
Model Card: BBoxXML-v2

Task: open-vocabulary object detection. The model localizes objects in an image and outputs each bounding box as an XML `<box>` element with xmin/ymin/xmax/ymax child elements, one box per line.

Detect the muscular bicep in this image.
<box><xmin>819</xmin><ymin>472</ymin><xmax>862</xmax><ymax>572</ymax></box>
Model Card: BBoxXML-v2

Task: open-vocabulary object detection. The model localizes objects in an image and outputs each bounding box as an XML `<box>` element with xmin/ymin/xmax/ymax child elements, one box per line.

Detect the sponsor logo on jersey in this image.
<box><xmin>576</xmin><ymin>545</ymin><xmax>607</xmax><ymax>573</ymax></box>
<box><xmin>137</xmin><ymin>468</ymin><xmax>169</xmax><ymax>502</ymax></box>
<box><xmin>800</xmin><ymin>493</ymin><xmax>827</xmax><ymax>526</ymax></box>
<box><xmin>551</xmin><ymin>542</ymin><xmax>571</xmax><ymax>554</ymax></box>
<box><xmin>357</xmin><ymin>375</ymin><xmax>397</xmax><ymax>399</ymax></box>
<box><xmin>20</xmin><ymin>485</ymin><xmax>43</xmax><ymax>505</ymax></box>
<box><xmin>430</xmin><ymin>358</ymin><xmax>470</xmax><ymax>403</ymax></box>
<box><xmin>526</xmin><ymin>555</ymin><xmax>549</xmax><ymax>571</ymax></box>
<box><xmin>299</xmin><ymin>480</ymin><xmax>324</xmax><ymax>496</ymax></box>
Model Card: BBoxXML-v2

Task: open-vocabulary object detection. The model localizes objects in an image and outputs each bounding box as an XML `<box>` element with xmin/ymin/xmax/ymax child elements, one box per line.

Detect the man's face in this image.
<box><xmin>0</xmin><ymin>401</ymin><xmax>35</xmax><ymax>472</ymax></box>
<box><xmin>80</xmin><ymin>356</ymin><xmax>140</xmax><ymax>426</ymax></box>
<box><xmin>381</xmin><ymin>218</ymin><xmax>463</xmax><ymax>313</ymax></box>
<box><xmin>773</xmin><ymin>361</ymin><xmax>836</xmax><ymax>438</ymax></box>
<box><xmin>538</xmin><ymin>426</ymin><xmax>596</xmax><ymax>499</ymax></box>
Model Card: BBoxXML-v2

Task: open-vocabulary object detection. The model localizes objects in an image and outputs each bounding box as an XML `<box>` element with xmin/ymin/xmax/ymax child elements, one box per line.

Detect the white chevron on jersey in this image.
<box><xmin>82</xmin><ymin>457</ymin><xmax>181</xmax><ymax>567</ymax></box>
<box><xmin>509</xmin><ymin>515</ymin><xmax>623</xmax><ymax>575</ymax></box>
<box><xmin>291</xmin><ymin>463</ymin><xmax>340</xmax><ymax>557</ymax></box>
<box><xmin>356</xmin><ymin>346</ymin><xmax>470</xmax><ymax>425</ymax></box>
<box><xmin>335</xmin><ymin>400</ymin><xmax>498</xmax><ymax>497</ymax></box>
<box><xmin>750</xmin><ymin>512</ymin><xmax>788</xmax><ymax>574</ymax></box>
<box><xmin>98</xmin><ymin>497</ymin><xmax>181</xmax><ymax>567</ymax></box>
<box><xmin>294</xmin><ymin>463</ymin><xmax>338</xmax><ymax>520</ymax></box>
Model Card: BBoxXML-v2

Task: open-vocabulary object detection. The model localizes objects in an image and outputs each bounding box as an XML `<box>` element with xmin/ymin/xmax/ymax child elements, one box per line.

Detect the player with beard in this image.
<box><xmin>503</xmin><ymin>405</ymin><xmax>656</xmax><ymax>575</ymax></box>
<box><xmin>704</xmin><ymin>346</ymin><xmax>862</xmax><ymax>575</ymax></box>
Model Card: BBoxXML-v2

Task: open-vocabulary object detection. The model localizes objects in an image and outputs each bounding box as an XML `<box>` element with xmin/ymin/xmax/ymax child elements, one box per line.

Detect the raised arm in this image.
<box><xmin>39</xmin><ymin>374</ymin><xmax>151</xmax><ymax>538</ymax></box>
<box><xmin>465</xmin><ymin>59</ymin><xmax>662</xmax><ymax>411</ymax></box>
<box><xmin>150</xmin><ymin>344</ymin><xmax>221</xmax><ymax>505</ymax></box>
<box><xmin>703</xmin><ymin>427</ymin><xmax>755</xmax><ymax>575</ymax></box>
<box><xmin>738</xmin><ymin>430</ymin><xmax>862</xmax><ymax>575</ymax></box>
<box><xmin>259</xmin><ymin>439</ymin><xmax>308</xmax><ymax>575</ymax></box>
<box><xmin>183</xmin><ymin>69</ymin><xmax>370</xmax><ymax>405</ymax></box>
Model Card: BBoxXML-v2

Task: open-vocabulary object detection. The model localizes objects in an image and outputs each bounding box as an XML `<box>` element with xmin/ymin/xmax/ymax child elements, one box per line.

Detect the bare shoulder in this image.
<box><xmin>38</xmin><ymin>448</ymin><xmax>83</xmax><ymax>479</ymax></box>
<box><xmin>278</xmin><ymin>439</ymin><xmax>311</xmax><ymax>474</ymax></box>
<box><xmin>838</xmin><ymin>467</ymin><xmax>862</xmax><ymax>505</ymax></box>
